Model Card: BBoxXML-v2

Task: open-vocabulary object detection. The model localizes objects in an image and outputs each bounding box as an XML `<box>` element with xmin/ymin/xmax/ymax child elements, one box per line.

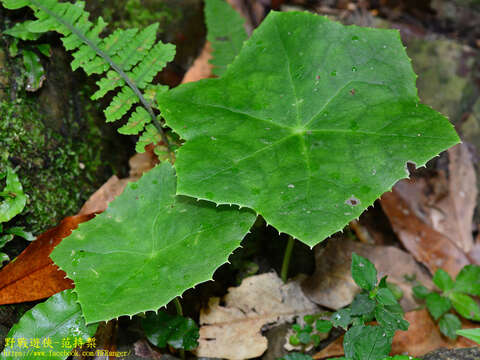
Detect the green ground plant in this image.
<box><xmin>412</xmin><ymin>265</ymin><xmax>480</xmax><ymax>339</ymax></box>
<box><xmin>286</xmin><ymin>253</ymin><xmax>412</xmax><ymax>360</ymax></box>
<box><xmin>0</xmin><ymin>167</ymin><xmax>33</xmax><ymax>265</ymax></box>
<box><xmin>0</xmin><ymin>0</ymin><xmax>461</xmax><ymax>359</ymax></box>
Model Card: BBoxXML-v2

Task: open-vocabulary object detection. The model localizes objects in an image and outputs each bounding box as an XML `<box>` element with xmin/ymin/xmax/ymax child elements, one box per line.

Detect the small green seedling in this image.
<box><xmin>141</xmin><ymin>311</ymin><xmax>199</xmax><ymax>351</ymax></box>
<box><xmin>412</xmin><ymin>265</ymin><xmax>480</xmax><ymax>339</ymax></box>
<box><xmin>287</xmin><ymin>253</ymin><xmax>409</xmax><ymax>360</ymax></box>
<box><xmin>0</xmin><ymin>167</ymin><xmax>33</xmax><ymax>266</ymax></box>
<box><xmin>289</xmin><ymin>314</ymin><xmax>333</xmax><ymax>348</ymax></box>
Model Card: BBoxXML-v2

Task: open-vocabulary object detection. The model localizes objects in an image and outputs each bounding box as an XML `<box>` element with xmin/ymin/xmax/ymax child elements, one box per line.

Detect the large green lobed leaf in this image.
<box><xmin>158</xmin><ymin>11</ymin><xmax>459</xmax><ymax>247</ymax></box>
<box><xmin>51</xmin><ymin>163</ymin><xmax>255</xmax><ymax>323</ymax></box>
<box><xmin>0</xmin><ymin>290</ymin><xmax>97</xmax><ymax>360</ymax></box>
<box><xmin>204</xmin><ymin>0</ymin><xmax>248</xmax><ymax>76</ymax></box>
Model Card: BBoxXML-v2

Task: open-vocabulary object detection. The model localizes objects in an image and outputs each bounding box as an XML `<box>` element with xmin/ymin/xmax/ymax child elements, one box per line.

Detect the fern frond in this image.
<box><xmin>118</xmin><ymin>107</ymin><xmax>150</xmax><ymax>135</ymax></box>
<box><xmin>1</xmin><ymin>0</ymin><xmax>176</xmax><ymax>157</ymax></box>
<box><xmin>136</xmin><ymin>124</ymin><xmax>161</xmax><ymax>153</ymax></box>
<box><xmin>104</xmin><ymin>87</ymin><xmax>137</xmax><ymax>123</ymax></box>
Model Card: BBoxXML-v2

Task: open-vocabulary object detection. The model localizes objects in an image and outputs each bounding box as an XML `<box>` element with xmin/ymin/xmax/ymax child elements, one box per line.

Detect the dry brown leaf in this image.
<box><xmin>391</xmin><ymin>309</ymin><xmax>477</xmax><ymax>357</ymax></box>
<box><xmin>380</xmin><ymin>189</ymin><xmax>472</xmax><ymax>277</ymax></box>
<box><xmin>0</xmin><ymin>214</ymin><xmax>93</xmax><ymax>304</ymax></box>
<box><xmin>313</xmin><ymin>335</ymin><xmax>344</xmax><ymax>359</ymax></box>
<box><xmin>380</xmin><ymin>143</ymin><xmax>478</xmax><ymax>276</ymax></box>
<box><xmin>302</xmin><ymin>238</ymin><xmax>433</xmax><ymax>311</ymax></box>
<box><xmin>196</xmin><ymin>273</ymin><xmax>318</xmax><ymax>360</ymax></box>
<box><xmin>314</xmin><ymin>309</ymin><xmax>477</xmax><ymax>359</ymax></box>
<box><xmin>181</xmin><ymin>42</ymin><xmax>213</xmax><ymax>84</ymax></box>
<box><xmin>79</xmin><ymin>149</ymin><xmax>158</xmax><ymax>215</ymax></box>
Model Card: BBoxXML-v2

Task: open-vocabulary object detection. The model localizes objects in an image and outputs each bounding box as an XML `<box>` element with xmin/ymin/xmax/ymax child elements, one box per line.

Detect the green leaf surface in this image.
<box><xmin>376</xmin><ymin>288</ymin><xmax>397</xmax><ymax>306</ymax></box>
<box><xmin>374</xmin><ymin>303</ymin><xmax>409</xmax><ymax>335</ymax></box>
<box><xmin>0</xmin><ymin>252</ymin><xmax>9</xmax><ymax>266</ymax></box>
<box><xmin>456</xmin><ymin>328</ymin><xmax>480</xmax><ymax>345</ymax></box>
<box><xmin>3</xmin><ymin>21</ymin><xmax>42</xmax><ymax>40</ymax></box>
<box><xmin>454</xmin><ymin>265</ymin><xmax>480</xmax><ymax>296</ymax></box>
<box><xmin>0</xmin><ymin>167</ymin><xmax>27</xmax><ymax>223</ymax></box>
<box><xmin>412</xmin><ymin>285</ymin><xmax>430</xmax><ymax>299</ymax></box>
<box><xmin>433</xmin><ymin>269</ymin><xmax>454</xmax><ymax>292</ymax></box>
<box><xmin>280</xmin><ymin>353</ymin><xmax>313</xmax><ymax>360</ymax></box>
<box><xmin>22</xmin><ymin>50</ymin><xmax>46</xmax><ymax>92</ymax></box>
<box><xmin>343</xmin><ymin>325</ymin><xmax>392</xmax><ymax>360</ymax></box>
<box><xmin>142</xmin><ymin>312</ymin><xmax>199</xmax><ymax>351</ymax></box>
<box><xmin>158</xmin><ymin>11</ymin><xmax>459</xmax><ymax>247</ymax></box>
<box><xmin>316</xmin><ymin>319</ymin><xmax>333</xmax><ymax>333</ymax></box>
<box><xmin>448</xmin><ymin>292</ymin><xmax>480</xmax><ymax>321</ymax></box>
<box><xmin>425</xmin><ymin>293</ymin><xmax>451</xmax><ymax>320</ymax></box>
<box><xmin>439</xmin><ymin>313</ymin><xmax>461</xmax><ymax>340</ymax></box>
<box><xmin>331</xmin><ymin>308</ymin><xmax>353</xmax><ymax>330</ymax></box>
<box><xmin>386</xmin><ymin>282</ymin><xmax>403</xmax><ymax>300</ymax></box>
<box><xmin>4</xmin><ymin>226</ymin><xmax>35</xmax><ymax>241</ymax></box>
<box><xmin>204</xmin><ymin>0</ymin><xmax>248</xmax><ymax>76</ymax></box>
<box><xmin>351</xmin><ymin>253</ymin><xmax>377</xmax><ymax>291</ymax></box>
<box><xmin>0</xmin><ymin>290</ymin><xmax>98</xmax><ymax>360</ymax></box>
<box><xmin>51</xmin><ymin>163</ymin><xmax>255</xmax><ymax>323</ymax></box>
<box><xmin>351</xmin><ymin>293</ymin><xmax>376</xmax><ymax>315</ymax></box>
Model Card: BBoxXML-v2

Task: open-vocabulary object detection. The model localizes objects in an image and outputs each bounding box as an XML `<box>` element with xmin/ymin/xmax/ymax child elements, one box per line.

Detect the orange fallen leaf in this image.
<box><xmin>0</xmin><ymin>214</ymin><xmax>94</xmax><ymax>304</ymax></box>
<box><xmin>391</xmin><ymin>309</ymin><xmax>476</xmax><ymax>356</ymax></box>
<box><xmin>313</xmin><ymin>335</ymin><xmax>344</xmax><ymax>359</ymax></box>
<box><xmin>380</xmin><ymin>189</ymin><xmax>472</xmax><ymax>277</ymax></box>
<box><xmin>181</xmin><ymin>42</ymin><xmax>214</xmax><ymax>84</ymax></box>
<box><xmin>380</xmin><ymin>144</ymin><xmax>478</xmax><ymax>276</ymax></box>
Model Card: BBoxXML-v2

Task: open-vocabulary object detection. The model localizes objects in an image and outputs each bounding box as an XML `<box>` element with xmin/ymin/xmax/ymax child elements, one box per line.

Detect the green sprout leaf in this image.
<box><xmin>376</xmin><ymin>288</ymin><xmax>398</xmax><ymax>306</ymax></box>
<box><xmin>438</xmin><ymin>313</ymin><xmax>461</xmax><ymax>340</ymax></box>
<box><xmin>0</xmin><ymin>290</ymin><xmax>98</xmax><ymax>360</ymax></box>
<box><xmin>351</xmin><ymin>293</ymin><xmax>376</xmax><ymax>315</ymax></box>
<box><xmin>331</xmin><ymin>308</ymin><xmax>353</xmax><ymax>330</ymax></box>
<box><xmin>204</xmin><ymin>0</ymin><xmax>247</xmax><ymax>76</ymax></box>
<box><xmin>51</xmin><ymin>163</ymin><xmax>255</xmax><ymax>323</ymax></box>
<box><xmin>425</xmin><ymin>293</ymin><xmax>451</xmax><ymax>320</ymax></box>
<box><xmin>351</xmin><ymin>253</ymin><xmax>377</xmax><ymax>291</ymax></box>
<box><xmin>158</xmin><ymin>11</ymin><xmax>459</xmax><ymax>247</ymax></box>
<box><xmin>141</xmin><ymin>312</ymin><xmax>199</xmax><ymax>351</ymax></box>
<box><xmin>343</xmin><ymin>324</ymin><xmax>392</xmax><ymax>360</ymax></box>
<box><xmin>5</xmin><ymin>226</ymin><xmax>35</xmax><ymax>241</ymax></box>
<box><xmin>280</xmin><ymin>353</ymin><xmax>313</xmax><ymax>360</ymax></box>
<box><xmin>456</xmin><ymin>328</ymin><xmax>480</xmax><ymax>345</ymax></box>
<box><xmin>454</xmin><ymin>265</ymin><xmax>480</xmax><ymax>296</ymax></box>
<box><xmin>374</xmin><ymin>303</ymin><xmax>409</xmax><ymax>335</ymax></box>
<box><xmin>0</xmin><ymin>167</ymin><xmax>27</xmax><ymax>223</ymax></box>
<box><xmin>433</xmin><ymin>269</ymin><xmax>454</xmax><ymax>292</ymax></box>
<box><xmin>448</xmin><ymin>292</ymin><xmax>480</xmax><ymax>321</ymax></box>
<box><xmin>412</xmin><ymin>285</ymin><xmax>430</xmax><ymax>299</ymax></box>
<box><xmin>316</xmin><ymin>319</ymin><xmax>333</xmax><ymax>333</ymax></box>
<box><xmin>22</xmin><ymin>49</ymin><xmax>46</xmax><ymax>92</ymax></box>
<box><xmin>3</xmin><ymin>21</ymin><xmax>42</xmax><ymax>40</ymax></box>
<box><xmin>386</xmin><ymin>282</ymin><xmax>403</xmax><ymax>300</ymax></box>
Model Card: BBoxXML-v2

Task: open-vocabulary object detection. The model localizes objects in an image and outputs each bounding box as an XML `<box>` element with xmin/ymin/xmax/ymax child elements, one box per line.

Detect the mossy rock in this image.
<box><xmin>0</xmin><ymin>12</ymin><xmax>129</xmax><ymax>242</ymax></box>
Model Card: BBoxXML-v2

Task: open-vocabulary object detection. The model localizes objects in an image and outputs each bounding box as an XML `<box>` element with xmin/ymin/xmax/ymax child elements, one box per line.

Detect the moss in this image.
<box><xmin>0</xmin><ymin>96</ymin><xmax>102</xmax><ymax>235</ymax></box>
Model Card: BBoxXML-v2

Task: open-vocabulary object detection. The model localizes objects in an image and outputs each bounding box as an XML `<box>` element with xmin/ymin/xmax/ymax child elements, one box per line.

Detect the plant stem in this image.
<box><xmin>174</xmin><ymin>297</ymin><xmax>183</xmax><ymax>316</ymax></box>
<box><xmin>173</xmin><ymin>297</ymin><xmax>186</xmax><ymax>360</ymax></box>
<box><xmin>281</xmin><ymin>235</ymin><xmax>295</xmax><ymax>283</ymax></box>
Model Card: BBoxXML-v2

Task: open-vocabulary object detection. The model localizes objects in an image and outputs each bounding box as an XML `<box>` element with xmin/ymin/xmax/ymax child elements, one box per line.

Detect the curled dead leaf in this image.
<box><xmin>0</xmin><ymin>214</ymin><xmax>93</xmax><ymax>304</ymax></box>
<box><xmin>196</xmin><ymin>273</ymin><xmax>318</xmax><ymax>360</ymax></box>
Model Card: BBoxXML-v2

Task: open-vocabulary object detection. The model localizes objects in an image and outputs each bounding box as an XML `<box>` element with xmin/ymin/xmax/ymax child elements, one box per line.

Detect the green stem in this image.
<box><xmin>173</xmin><ymin>297</ymin><xmax>183</xmax><ymax>316</ymax></box>
<box><xmin>173</xmin><ymin>297</ymin><xmax>186</xmax><ymax>360</ymax></box>
<box><xmin>31</xmin><ymin>0</ymin><xmax>174</xmax><ymax>159</ymax></box>
<box><xmin>281</xmin><ymin>236</ymin><xmax>295</xmax><ymax>283</ymax></box>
